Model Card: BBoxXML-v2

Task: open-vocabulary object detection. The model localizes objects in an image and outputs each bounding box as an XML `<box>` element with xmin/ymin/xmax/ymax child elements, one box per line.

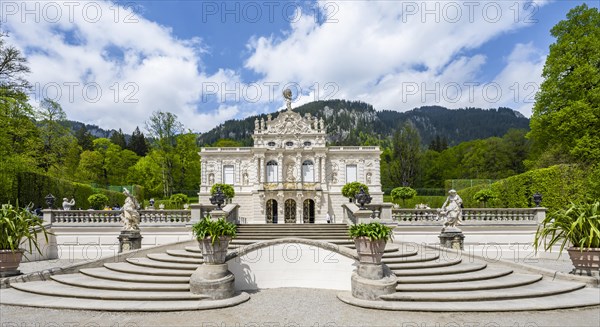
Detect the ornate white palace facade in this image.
<box><xmin>198</xmin><ymin>97</ymin><xmax>383</xmax><ymax>224</ymax></box>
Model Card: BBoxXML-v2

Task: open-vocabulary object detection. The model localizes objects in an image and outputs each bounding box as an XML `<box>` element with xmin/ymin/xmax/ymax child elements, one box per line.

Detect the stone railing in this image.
<box><xmin>392</xmin><ymin>208</ymin><xmax>544</xmax><ymax>225</ymax></box>
<box><xmin>328</xmin><ymin>146</ymin><xmax>379</xmax><ymax>151</ymax></box>
<box><xmin>46</xmin><ymin>209</ymin><xmax>192</xmax><ymax>226</ymax></box>
<box><xmin>201</xmin><ymin>147</ymin><xmax>253</xmax><ymax>152</ymax></box>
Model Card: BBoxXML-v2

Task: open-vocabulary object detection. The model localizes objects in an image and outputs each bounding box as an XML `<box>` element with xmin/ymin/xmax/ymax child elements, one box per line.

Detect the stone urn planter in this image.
<box><xmin>198</xmin><ymin>236</ymin><xmax>232</xmax><ymax>264</ymax></box>
<box><xmin>567</xmin><ymin>247</ymin><xmax>600</xmax><ymax>272</ymax></box>
<box><xmin>354</xmin><ymin>237</ymin><xmax>386</xmax><ymax>264</ymax></box>
<box><xmin>0</xmin><ymin>203</ymin><xmax>49</xmax><ymax>277</ymax></box>
<box><xmin>534</xmin><ymin>201</ymin><xmax>600</xmax><ymax>275</ymax></box>
<box><xmin>0</xmin><ymin>249</ymin><xmax>24</xmax><ymax>277</ymax></box>
<box><xmin>349</xmin><ymin>221</ymin><xmax>394</xmax><ymax>264</ymax></box>
<box><xmin>191</xmin><ymin>215</ymin><xmax>237</xmax><ymax>265</ymax></box>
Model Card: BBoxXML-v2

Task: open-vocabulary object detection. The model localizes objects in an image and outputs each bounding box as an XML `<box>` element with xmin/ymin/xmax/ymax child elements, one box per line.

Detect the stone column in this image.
<box><xmin>118</xmin><ymin>230</ymin><xmax>142</xmax><ymax>253</ymax></box>
<box><xmin>438</xmin><ymin>227</ymin><xmax>465</xmax><ymax>250</ymax></box>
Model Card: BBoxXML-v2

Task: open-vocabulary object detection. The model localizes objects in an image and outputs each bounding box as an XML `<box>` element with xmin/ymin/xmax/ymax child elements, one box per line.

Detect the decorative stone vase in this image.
<box><xmin>0</xmin><ymin>249</ymin><xmax>24</xmax><ymax>277</ymax></box>
<box><xmin>198</xmin><ymin>236</ymin><xmax>231</xmax><ymax>264</ymax></box>
<box><xmin>567</xmin><ymin>247</ymin><xmax>600</xmax><ymax>272</ymax></box>
<box><xmin>354</xmin><ymin>237</ymin><xmax>386</xmax><ymax>264</ymax></box>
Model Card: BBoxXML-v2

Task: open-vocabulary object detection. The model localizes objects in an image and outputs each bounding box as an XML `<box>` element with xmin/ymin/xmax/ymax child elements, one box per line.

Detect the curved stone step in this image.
<box><xmin>104</xmin><ymin>262</ymin><xmax>193</xmax><ymax>276</ymax></box>
<box><xmin>381</xmin><ymin>280</ymin><xmax>585</xmax><ymax>302</ymax></box>
<box><xmin>395</xmin><ymin>273</ymin><xmax>542</xmax><ymax>292</ymax></box>
<box><xmin>52</xmin><ymin>273</ymin><xmax>190</xmax><ymax>291</ymax></box>
<box><xmin>0</xmin><ymin>288</ymin><xmax>250</xmax><ymax>311</ymax></box>
<box><xmin>11</xmin><ymin>281</ymin><xmax>205</xmax><ymax>301</ymax></box>
<box><xmin>387</xmin><ymin>258</ymin><xmax>462</xmax><ymax>270</ymax></box>
<box><xmin>147</xmin><ymin>253</ymin><xmax>203</xmax><ymax>264</ymax></box>
<box><xmin>382</xmin><ymin>253</ymin><xmax>439</xmax><ymax>264</ymax></box>
<box><xmin>337</xmin><ymin>287</ymin><xmax>600</xmax><ymax>311</ymax></box>
<box><xmin>396</xmin><ymin>267</ymin><xmax>512</xmax><ymax>284</ymax></box>
<box><xmin>382</xmin><ymin>249</ymin><xmax>418</xmax><ymax>258</ymax></box>
<box><xmin>393</xmin><ymin>263</ymin><xmax>487</xmax><ymax>276</ymax></box>
<box><xmin>167</xmin><ymin>249</ymin><xmax>203</xmax><ymax>258</ymax></box>
<box><xmin>81</xmin><ymin>267</ymin><xmax>189</xmax><ymax>283</ymax></box>
<box><xmin>126</xmin><ymin>257</ymin><xmax>200</xmax><ymax>270</ymax></box>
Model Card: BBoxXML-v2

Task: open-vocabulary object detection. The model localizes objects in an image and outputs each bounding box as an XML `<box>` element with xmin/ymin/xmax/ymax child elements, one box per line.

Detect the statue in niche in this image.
<box><xmin>120</xmin><ymin>188</ymin><xmax>140</xmax><ymax>231</ymax></box>
<box><xmin>208</xmin><ymin>173</ymin><xmax>215</xmax><ymax>186</ymax></box>
<box><xmin>366</xmin><ymin>172</ymin><xmax>372</xmax><ymax>185</ymax></box>
<box><xmin>243</xmin><ymin>171</ymin><xmax>249</xmax><ymax>185</ymax></box>
<box><xmin>438</xmin><ymin>189</ymin><xmax>463</xmax><ymax>232</ymax></box>
<box><xmin>286</xmin><ymin>163</ymin><xmax>296</xmax><ymax>182</ymax></box>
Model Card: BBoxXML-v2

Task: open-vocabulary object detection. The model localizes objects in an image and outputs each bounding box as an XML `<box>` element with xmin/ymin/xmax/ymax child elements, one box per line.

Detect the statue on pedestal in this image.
<box><xmin>120</xmin><ymin>188</ymin><xmax>140</xmax><ymax>231</ymax></box>
<box><xmin>62</xmin><ymin>198</ymin><xmax>75</xmax><ymax>210</ymax></box>
<box><xmin>438</xmin><ymin>189</ymin><xmax>463</xmax><ymax>232</ymax></box>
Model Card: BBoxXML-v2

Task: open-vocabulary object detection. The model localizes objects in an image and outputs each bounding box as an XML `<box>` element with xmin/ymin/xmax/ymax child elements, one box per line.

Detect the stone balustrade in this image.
<box><xmin>47</xmin><ymin>209</ymin><xmax>192</xmax><ymax>226</ymax></box>
<box><xmin>392</xmin><ymin>208</ymin><xmax>544</xmax><ymax>225</ymax></box>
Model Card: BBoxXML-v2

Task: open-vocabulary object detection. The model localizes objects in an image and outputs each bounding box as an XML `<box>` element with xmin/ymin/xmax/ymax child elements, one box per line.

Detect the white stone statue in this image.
<box><xmin>286</xmin><ymin>163</ymin><xmax>296</xmax><ymax>182</ymax></box>
<box><xmin>438</xmin><ymin>189</ymin><xmax>463</xmax><ymax>232</ymax></box>
<box><xmin>62</xmin><ymin>198</ymin><xmax>75</xmax><ymax>210</ymax></box>
<box><xmin>120</xmin><ymin>188</ymin><xmax>140</xmax><ymax>231</ymax></box>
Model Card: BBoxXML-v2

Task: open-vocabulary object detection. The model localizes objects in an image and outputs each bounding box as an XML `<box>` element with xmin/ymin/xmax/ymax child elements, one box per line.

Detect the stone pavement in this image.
<box><xmin>1</xmin><ymin>287</ymin><xmax>599</xmax><ymax>327</ymax></box>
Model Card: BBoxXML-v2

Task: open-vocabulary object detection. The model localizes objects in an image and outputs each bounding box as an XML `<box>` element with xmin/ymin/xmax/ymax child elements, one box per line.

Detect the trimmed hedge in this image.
<box><xmin>384</xmin><ymin>195</ymin><xmax>446</xmax><ymax>208</ymax></box>
<box><xmin>14</xmin><ymin>172</ymin><xmax>126</xmax><ymax>209</ymax></box>
<box><xmin>459</xmin><ymin>165</ymin><xmax>590</xmax><ymax>212</ymax></box>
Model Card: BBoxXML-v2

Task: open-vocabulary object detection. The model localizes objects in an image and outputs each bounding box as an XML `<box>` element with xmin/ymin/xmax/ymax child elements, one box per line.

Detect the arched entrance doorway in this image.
<box><xmin>284</xmin><ymin>199</ymin><xmax>296</xmax><ymax>223</ymax></box>
<box><xmin>303</xmin><ymin>199</ymin><xmax>315</xmax><ymax>223</ymax></box>
<box><xmin>266</xmin><ymin>199</ymin><xmax>278</xmax><ymax>223</ymax></box>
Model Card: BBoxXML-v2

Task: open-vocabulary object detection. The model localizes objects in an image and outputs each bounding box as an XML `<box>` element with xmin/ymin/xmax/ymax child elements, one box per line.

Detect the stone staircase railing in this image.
<box><xmin>392</xmin><ymin>208</ymin><xmax>545</xmax><ymax>225</ymax></box>
<box><xmin>44</xmin><ymin>209</ymin><xmax>192</xmax><ymax>226</ymax></box>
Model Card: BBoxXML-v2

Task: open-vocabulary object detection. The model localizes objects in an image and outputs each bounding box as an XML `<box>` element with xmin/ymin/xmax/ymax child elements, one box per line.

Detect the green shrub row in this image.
<box><xmin>12</xmin><ymin>172</ymin><xmax>126</xmax><ymax>209</ymax></box>
<box><xmin>444</xmin><ymin>179</ymin><xmax>495</xmax><ymax>191</ymax></box>
<box><xmin>384</xmin><ymin>195</ymin><xmax>446</xmax><ymax>208</ymax></box>
<box><xmin>458</xmin><ymin>165</ymin><xmax>595</xmax><ymax>212</ymax></box>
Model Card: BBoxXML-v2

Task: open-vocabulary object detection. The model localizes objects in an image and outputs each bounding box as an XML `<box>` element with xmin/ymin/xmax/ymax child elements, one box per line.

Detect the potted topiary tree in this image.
<box><xmin>473</xmin><ymin>189</ymin><xmax>496</xmax><ymax>208</ymax></box>
<box><xmin>391</xmin><ymin>186</ymin><xmax>417</xmax><ymax>207</ymax></box>
<box><xmin>342</xmin><ymin>182</ymin><xmax>369</xmax><ymax>203</ymax></box>
<box><xmin>534</xmin><ymin>201</ymin><xmax>600</xmax><ymax>273</ymax></box>
<box><xmin>191</xmin><ymin>215</ymin><xmax>237</xmax><ymax>264</ymax></box>
<box><xmin>0</xmin><ymin>203</ymin><xmax>50</xmax><ymax>277</ymax></box>
<box><xmin>349</xmin><ymin>221</ymin><xmax>394</xmax><ymax>264</ymax></box>
<box><xmin>88</xmin><ymin>193</ymin><xmax>109</xmax><ymax>210</ymax></box>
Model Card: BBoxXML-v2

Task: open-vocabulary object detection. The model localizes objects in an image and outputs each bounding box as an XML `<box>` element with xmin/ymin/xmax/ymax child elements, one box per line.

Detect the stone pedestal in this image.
<box><xmin>351</xmin><ymin>263</ymin><xmax>397</xmax><ymax>300</ymax></box>
<box><xmin>439</xmin><ymin>227</ymin><xmax>465</xmax><ymax>250</ymax></box>
<box><xmin>209</xmin><ymin>209</ymin><xmax>227</xmax><ymax>220</ymax></box>
<box><xmin>118</xmin><ymin>230</ymin><xmax>142</xmax><ymax>253</ymax></box>
<box><xmin>354</xmin><ymin>209</ymin><xmax>375</xmax><ymax>224</ymax></box>
<box><xmin>190</xmin><ymin>263</ymin><xmax>235</xmax><ymax>300</ymax></box>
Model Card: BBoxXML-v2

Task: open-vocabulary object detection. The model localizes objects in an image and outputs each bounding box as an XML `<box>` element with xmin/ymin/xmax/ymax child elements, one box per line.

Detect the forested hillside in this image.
<box><xmin>197</xmin><ymin>100</ymin><xmax>529</xmax><ymax>147</ymax></box>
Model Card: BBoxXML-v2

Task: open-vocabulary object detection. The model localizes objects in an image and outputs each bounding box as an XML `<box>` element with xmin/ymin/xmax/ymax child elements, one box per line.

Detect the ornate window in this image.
<box><xmin>303</xmin><ymin>141</ymin><xmax>312</xmax><ymax>147</ymax></box>
<box><xmin>302</xmin><ymin>160</ymin><xmax>314</xmax><ymax>182</ymax></box>
<box><xmin>267</xmin><ymin>141</ymin><xmax>276</xmax><ymax>147</ymax></box>
<box><xmin>285</xmin><ymin>141</ymin><xmax>294</xmax><ymax>147</ymax></box>
<box><xmin>223</xmin><ymin>165</ymin><xmax>234</xmax><ymax>185</ymax></box>
<box><xmin>346</xmin><ymin>164</ymin><xmax>357</xmax><ymax>183</ymax></box>
<box><xmin>266</xmin><ymin>160</ymin><xmax>278</xmax><ymax>183</ymax></box>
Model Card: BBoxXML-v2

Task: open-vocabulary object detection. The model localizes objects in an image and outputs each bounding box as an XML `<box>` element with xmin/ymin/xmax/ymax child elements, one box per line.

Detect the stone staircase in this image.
<box><xmin>1</xmin><ymin>224</ymin><xmax>599</xmax><ymax>311</ymax></box>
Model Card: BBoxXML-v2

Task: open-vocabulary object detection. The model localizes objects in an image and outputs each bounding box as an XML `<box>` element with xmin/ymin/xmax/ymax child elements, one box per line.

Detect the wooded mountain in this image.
<box><xmin>197</xmin><ymin>100</ymin><xmax>529</xmax><ymax>147</ymax></box>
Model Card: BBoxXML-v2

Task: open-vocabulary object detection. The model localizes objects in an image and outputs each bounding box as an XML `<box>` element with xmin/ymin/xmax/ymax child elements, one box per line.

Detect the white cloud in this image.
<box><xmin>4</xmin><ymin>1</ymin><xmax>239</xmax><ymax>133</ymax></box>
<box><xmin>244</xmin><ymin>0</ymin><xmax>549</xmax><ymax>116</ymax></box>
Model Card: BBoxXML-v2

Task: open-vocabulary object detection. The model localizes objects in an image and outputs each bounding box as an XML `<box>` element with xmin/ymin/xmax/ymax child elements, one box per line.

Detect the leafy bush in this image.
<box><xmin>191</xmin><ymin>215</ymin><xmax>237</xmax><ymax>245</ymax></box>
<box><xmin>88</xmin><ymin>194</ymin><xmax>109</xmax><ymax>210</ymax></box>
<box><xmin>473</xmin><ymin>189</ymin><xmax>497</xmax><ymax>207</ymax></box>
<box><xmin>534</xmin><ymin>201</ymin><xmax>600</xmax><ymax>252</ymax></box>
<box><xmin>391</xmin><ymin>187</ymin><xmax>417</xmax><ymax>207</ymax></box>
<box><xmin>170</xmin><ymin>193</ymin><xmax>189</xmax><ymax>208</ymax></box>
<box><xmin>210</xmin><ymin>183</ymin><xmax>235</xmax><ymax>199</ymax></box>
<box><xmin>341</xmin><ymin>182</ymin><xmax>369</xmax><ymax>200</ymax></box>
<box><xmin>349</xmin><ymin>222</ymin><xmax>394</xmax><ymax>242</ymax></box>
<box><xmin>0</xmin><ymin>203</ymin><xmax>49</xmax><ymax>253</ymax></box>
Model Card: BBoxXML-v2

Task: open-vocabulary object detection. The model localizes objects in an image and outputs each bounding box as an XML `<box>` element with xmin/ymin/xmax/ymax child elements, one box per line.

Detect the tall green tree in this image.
<box><xmin>128</xmin><ymin>126</ymin><xmax>149</xmax><ymax>156</ymax></box>
<box><xmin>110</xmin><ymin>128</ymin><xmax>127</xmax><ymax>149</ymax></box>
<box><xmin>75</xmin><ymin>125</ymin><xmax>94</xmax><ymax>151</ymax></box>
<box><xmin>36</xmin><ymin>99</ymin><xmax>77</xmax><ymax>173</ymax></box>
<box><xmin>529</xmin><ymin>4</ymin><xmax>600</xmax><ymax>165</ymax></box>
<box><xmin>386</xmin><ymin>121</ymin><xmax>421</xmax><ymax>187</ymax></box>
<box><xmin>146</xmin><ymin>111</ymin><xmax>183</xmax><ymax>197</ymax></box>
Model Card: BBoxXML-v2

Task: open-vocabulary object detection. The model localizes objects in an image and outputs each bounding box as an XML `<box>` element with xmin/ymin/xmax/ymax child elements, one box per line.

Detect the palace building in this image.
<box><xmin>198</xmin><ymin>93</ymin><xmax>383</xmax><ymax>223</ymax></box>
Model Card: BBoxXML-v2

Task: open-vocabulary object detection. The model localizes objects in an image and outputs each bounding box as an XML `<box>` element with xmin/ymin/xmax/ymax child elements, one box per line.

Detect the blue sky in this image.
<box><xmin>2</xmin><ymin>0</ymin><xmax>598</xmax><ymax>132</ymax></box>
